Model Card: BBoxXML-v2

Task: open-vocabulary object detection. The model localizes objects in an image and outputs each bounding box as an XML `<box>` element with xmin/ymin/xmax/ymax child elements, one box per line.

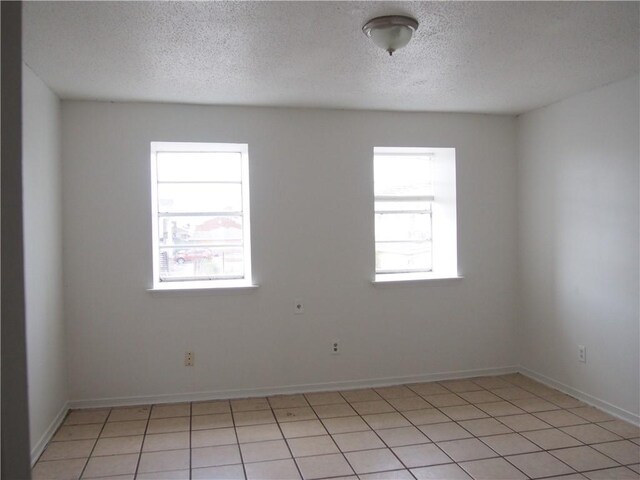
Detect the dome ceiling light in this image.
<box><xmin>362</xmin><ymin>15</ymin><xmax>419</xmax><ymax>56</ymax></box>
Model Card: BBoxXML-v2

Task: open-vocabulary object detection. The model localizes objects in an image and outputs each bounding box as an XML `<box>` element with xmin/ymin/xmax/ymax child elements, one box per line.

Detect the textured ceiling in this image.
<box><xmin>24</xmin><ymin>1</ymin><xmax>639</xmax><ymax>114</ymax></box>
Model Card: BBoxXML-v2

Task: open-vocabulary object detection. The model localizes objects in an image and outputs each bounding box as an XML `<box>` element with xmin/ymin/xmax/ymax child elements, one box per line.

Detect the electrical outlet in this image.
<box><xmin>294</xmin><ymin>299</ymin><xmax>304</xmax><ymax>314</ymax></box>
<box><xmin>185</xmin><ymin>351</ymin><xmax>194</xmax><ymax>366</ymax></box>
<box><xmin>578</xmin><ymin>345</ymin><xmax>586</xmax><ymax>363</ymax></box>
<box><xmin>331</xmin><ymin>340</ymin><xmax>340</xmax><ymax>355</ymax></box>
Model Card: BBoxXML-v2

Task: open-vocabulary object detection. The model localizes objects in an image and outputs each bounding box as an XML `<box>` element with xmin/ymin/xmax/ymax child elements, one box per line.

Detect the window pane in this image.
<box><xmin>375</xmin><ymin>213</ymin><xmax>431</xmax><ymax>242</ymax></box>
<box><xmin>374</xmin><ymin>155</ymin><xmax>432</xmax><ymax>197</ymax></box>
<box><xmin>158</xmin><ymin>216</ymin><xmax>243</xmax><ymax>246</ymax></box>
<box><xmin>375</xmin><ymin>200</ymin><xmax>431</xmax><ymax>212</ymax></box>
<box><xmin>158</xmin><ymin>183</ymin><xmax>242</xmax><ymax>213</ymax></box>
<box><xmin>157</xmin><ymin>152</ymin><xmax>242</xmax><ymax>182</ymax></box>
<box><xmin>375</xmin><ymin>242</ymin><xmax>432</xmax><ymax>272</ymax></box>
<box><xmin>159</xmin><ymin>246</ymin><xmax>244</xmax><ymax>281</ymax></box>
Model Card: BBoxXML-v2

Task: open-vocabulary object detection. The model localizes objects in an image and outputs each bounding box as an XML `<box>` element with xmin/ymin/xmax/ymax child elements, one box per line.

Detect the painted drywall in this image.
<box><xmin>23</xmin><ymin>64</ymin><xmax>68</xmax><ymax>454</ymax></box>
<box><xmin>61</xmin><ymin>102</ymin><xmax>518</xmax><ymax>402</ymax></box>
<box><xmin>518</xmin><ymin>75</ymin><xmax>640</xmax><ymax>418</ymax></box>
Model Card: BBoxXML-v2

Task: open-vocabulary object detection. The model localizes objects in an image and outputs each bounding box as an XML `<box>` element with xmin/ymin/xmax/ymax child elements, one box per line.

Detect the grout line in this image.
<box><xmin>76</xmin><ymin>407</ymin><xmax>112</xmax><ymax>479</ymax></box>
<box><xmin>132</xmin><ymin>407</ymin><xmax>152</xmax><ymax>479</ymax></box>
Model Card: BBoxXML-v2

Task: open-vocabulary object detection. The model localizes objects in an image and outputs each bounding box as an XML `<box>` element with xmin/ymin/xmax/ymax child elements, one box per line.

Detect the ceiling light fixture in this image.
<box><xmin>362</xmin><ymin>15</ymin><xmax>419</xmax><ymax>56</ymax></box>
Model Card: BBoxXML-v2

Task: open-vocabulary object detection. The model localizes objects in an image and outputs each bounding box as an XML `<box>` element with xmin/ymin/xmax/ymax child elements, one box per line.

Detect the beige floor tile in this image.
<box><xmin>344</xmin><ymin>448</ymin><xmax>404</xmax><ymax>474</ymax></box>
<box><xmin>375</xmin><ymin>386</ymin><xmax>417</xmax><ymax>399</ymax></box>
<box><xmin>439</xmin><ymin>380</ymin><xmax>483</xmax><ymax>394</ymax></box>
<box><xmin>584</xmin><ymin>467</ymin><xmax>640</xmax><ymax>479</ymax></box>
<box><xmin>418</xmin><ymin>422</ymin><xmax>473</xmax><ymax>442</ymax></box>
<box><xmin>402</xmin><ymin>408</ymin><xmax>449</xmax><ymax>426</ymax></box>
<box><xmin>246</xmin><ymin>458</ymin><xmax>301</xmax><ymax>480</ymax></box>
<box><xmin>138</xmin><ymin>449</ymin><xmax>189</xmax><ymax>473</ymax></box>
<box><xmin>287</xmin><ymin>435</ymin><xmax>339</xmax><ymax>457</ymax></box>
<box><xmin>32</xmin><ymin>458</ymin><xmax>87</xmax><ymax>480</ymax></box>
<box><xmin>460</xmin><ymin>457</ymin><xmax>527</xmax><ymax>479</ymax></box>
<box><xmin>510</xmin><ymin>397</ymin><xmax>560</xmax><ymax>413</ymax></box>
<box><xmin>457</xmin><ymin>391</ymin><xmax>502</xmax><ymax>404</ymax></box>
<box><xmin>341</xmin><ymin>389</ymin><xmax>382</xmax><ymax>403</ymax></box>
<box><xmin>231</xmin><ymin>397</ymin><xmax>270</xmax><ymax>412</ymax></box>
<box><xmin>191</xmin><ymin>427</ymin><xmax>237</xmax><ymax>448</ymax></box>
<box><xmin>592</xmin><ymin>440</ymin><xmax>640</xmax><ymax>465</ymax></box>
<box><xmin>322</xmin><ymin>416</ymin><xmax>371</xmax><ymax>434</ymax></box>
<box><xmin>363</xmin><ymin>412</ymin><xmax>411</xmax><ymax>430</ymax></box>
<box><xmin>522</xmin><ymin>428</ymin><xmax>584</xmax><ymax>449</ymax></box>
<box><xmin>497</xmin><ymin>413</ymin><xmax>552</xmax><ymax>432</ymax></box>
<box><xmin>83</xmin><ymin>475</ymin><xmax>134</xmax><ymax>480</ymax></box>
<box><xmin>192</xmin><ymin>400</ymin><xmax>231</xmax><ymax>416</ymax></box>
<box><xmin>457</xmin><ymin>418</ymin><xmax>512</xmax><ymax>436</ymax></box>
<box><xmin>280</xmin><ymin>420</ymin><xmax>327</xmax><ymax>439</ymax></box>
<box><xmin>240</xmin><ymin>439</ymin><xmax>291</xmax><ymax>463</ymax></box>
<box><xmin>333</xmin><ymin>430</ymin><xmax>385</xmax><ymax>452</ymax></box>
<box><xmin>304</xmin><ymin>391</ymin><xmax>346</xmax><ymax>406</ymax></box>
<box><xmin>268</xmin><ymin>394</ymin><xmax>309</xmax><ymax>409</ymax></box>
<box><xmin>83</xmin><ymin>453</ymin><xmax>138</xmax><ymax>478</ymax></box>
<box><xmin>534</xmin><ymin>410</ymin><xmax>590</xmax><ymax>427</ymax></box>
<box><xmin>376</xmin><ymin>426</ymin><xmax>430</xmax><ymax>447</ymax></box>
<box><xmin>387</xmin><ymin>396</ymin><xmax>432</xmax><ymax>411</ymax></box>
<box><xmin>40</xmin><ymin>439</ymin><xmax>95</xmax><ymax>461</ymax></box>
<box><xmin>53</xmin><ymin>424</ymin><xmax>103</xmax><ymax>442</ymax></box>
<box><xmin>546</xmin><ymin>394</ymin><xmax>586</xmax><ymax>409</ymax></box>
<box><xmin>296</xmin><ymin>454</ymin><xmax>354</xmax><ymax>479</ymax></box>
<box><xmin>149</xmin><ymin>403</ymin><xmax>190</xmax><ymax>419</ymax></box>
<box><xmin>146</xmin><ymin>416</ymin><xmax>190</xmax><ymax>434</ymax></box>
<box><xmin>100</xmin><ymin>420</ymin><xmax>146</xmax><ymax>438</ymax></box>
<box><xmin>471</xmin><ymin>377</ymin><xmax>512</xmax><ymax>390</ymax></box>
<box><xmin>392</xmin><ymin>443</ymin><xmax>451</xmax><ymax>468</ymax></box>
<box><xmin>598</xmin><ymin>420</ymin><xmax>640</xmax><ymax>439</ymax></box>
<box><xmin>64</xmin><ymin>409</ymin><xmax>110</xmax><ymax>426</ymax></box>
<box><xmin>142</xmin><ymin>431</ymin><xmax>189</xmax><ymax>452</ymax></box>
<box><xmin>236</xmin><ymin>424</ymin><xmax>284</xmax><ymax>443</ymax></box>
<box><xmin>491</xmin><ymin>387</ymin><xmax>537</xmax><ymax>401</ymax></box>
<box><xmin>439</xmin><ymin>405</ymin><xmax>488</xmax><ymax>421</ymax></box>
<box><xmin>274</xmin><ymin>407</ymin><xmax>318</xmax><ymax>423</ymax></box>
<box><xmin>107</xmin><ymin>406</ymin><xmax>150</xmax><ymax>422</ymax></box>
<box><xmin>478</xmin><ymin>433</ymin><xmax>541</xmax><ymax>456</ymax></box>
<box><xmin>424</xmin><ymin>394</ymin><xmax>468</xmax><ymax>408</ymax></box>
<box><xmin>436</xmin><ymin>438</ymin><xmax>498</xmax><ymax>462</ymax></box>
<box><xmin>233</xmin><ymin>409</ymin><xmax>276</xmax><ymax>426</ymax></box>
<box><xmin>135</xmin><ymin>470</ymin><xmax>189</xmax><ymax>480</ymax></box>
<box><xmin>191</xmin><ymin>413</ymin><xmax>233</xmax><ymax>430</ymax></box>
<box><xmin>541</xmin><ymin>474</ymin><xmax>587</xmax><ymax>480</ymax></box>
<box><xmin>407</xmin><ymin>383</ymin><xmax>450</xmax><ymax>396</ymax></box>
<box><xmin>192</xmin><ymin>444</ymin><xmax>242</xmax><ymax>468</ymax></box>
<box><xmin>476</xmin><ymin>401</ymin><xmax>525</xmax><ymax>417</ymax></box>
<box><xmin>411</xmin><ymin>462</ymin><xmax>472</xmax><ymax>479</ymax></box>
<box><xmin>569</xmin><ymin>407</ymin><xmax>616</xmax><ymax>423</ymax></box>
<box><xmin>191</xmin><ymin>464</ymin><xmax>245</xmax><ymax>480</ymax></box>
<box><xmin>562</xmin><ymin>424</ymin><xmax>623</xmax><ymax>444</ymax></box>
<box><xmin>312</xmin><ymin>403</ymin><xmax>356</xmax><ymax>419</ymax></box>
<box><xmin>93</xmin><ymin>435</ymin><xmax>143</xmax><ymax>456</ymax></box>
<box><xmin>350</xmin><ymin>400</ymin><xmax>395</xmax><ymax>416</ymax></box>
<box><xmin>550</xmin><ymin>445</ymin><xmax>618</xmax><ymax>472</ymax></box>
<box><xmin>360</xmin><ymin>469</ymin><xmax>413</xmax><ymax>480</ymax></box>
<box><xmin>505</xmin><ymin>451</ymin><xmax>575</xmax><ymax>478</ymax></box>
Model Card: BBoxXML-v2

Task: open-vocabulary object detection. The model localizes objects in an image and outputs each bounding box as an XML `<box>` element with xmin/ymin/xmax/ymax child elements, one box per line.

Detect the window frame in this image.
<box><xmin>150</xmin><ymin>141</ymin><xmax>253</xmax><ymax>290</ymax></box>
<box><xmin>373</xmin><ymin>146</ymin><xmax>459</xmax><ymax>283</ymax></box>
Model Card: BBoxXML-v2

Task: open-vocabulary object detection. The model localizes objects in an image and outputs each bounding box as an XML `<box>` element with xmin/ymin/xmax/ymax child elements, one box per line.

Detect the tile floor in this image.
<box><xmin>33</xmin><ymin>374</ymin><xmax>640</xmax><ymax>480</ymax></box>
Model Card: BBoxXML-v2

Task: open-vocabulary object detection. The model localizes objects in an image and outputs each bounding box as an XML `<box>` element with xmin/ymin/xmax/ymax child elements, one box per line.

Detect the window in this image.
<box><xmin>150</xmin><ymin>142</ymin><xmax>252</xmax><ymax>289</ymax></box>
<box><xmin>374</xmin><ymin>147</ymin><xmax>458</xmax><ymax>282</ymax></box>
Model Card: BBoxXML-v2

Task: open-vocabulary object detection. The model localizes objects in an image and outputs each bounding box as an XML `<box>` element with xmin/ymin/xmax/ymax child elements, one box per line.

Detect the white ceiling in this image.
<box><xmin>24</xmin><ymin>1</ymin><xmax>639</xmax><ymax>114</ymax></box>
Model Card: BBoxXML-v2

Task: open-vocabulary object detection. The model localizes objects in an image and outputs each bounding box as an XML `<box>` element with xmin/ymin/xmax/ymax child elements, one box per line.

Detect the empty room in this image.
<box><xmin>2</xmin><ymin>1</ymin><xmax>639</xmax><ymax>479</ymax></box>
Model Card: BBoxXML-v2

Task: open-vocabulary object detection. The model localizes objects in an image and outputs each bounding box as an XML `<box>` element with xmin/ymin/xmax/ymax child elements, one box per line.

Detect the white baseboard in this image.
<box><xmin>68</xmin><ymin>365</ymin><xmax>519</xmax><ymax>409</ymax></box>
<box><xmin>519</xmin><ymin>366</ymin><xmax>640</xmax><ymax>426</ymax></box>
<box><xmin>31</xmin><ymin>402</ymin><xmax>69</xmax><ymax>466</ymax></box>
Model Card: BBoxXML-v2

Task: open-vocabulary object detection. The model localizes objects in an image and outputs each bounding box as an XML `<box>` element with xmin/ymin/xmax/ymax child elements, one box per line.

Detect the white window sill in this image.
<box><xmin>148</xmin><ymin>280</ymin><xmax>258</xmax><ymax>295</ymax></box>
<box><xmin>372</xmin><ymin>272</ymin><xmax>463</xmax><ymax>286</ymax></box>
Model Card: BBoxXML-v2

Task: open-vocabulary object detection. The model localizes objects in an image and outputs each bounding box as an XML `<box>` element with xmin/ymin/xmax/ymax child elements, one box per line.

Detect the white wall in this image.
<box><xmin>22</xmin><ymin>64</ymin><xmax>68</xmax><ymax>453</ymax></box>
<box><xmin>518</xmin><ymin>75</ymin><xmax>640</xmax><ymax>419</ymax></box>
<box><xmin>61</xmin><ymin>102</ymin><xmax>519</xmax><ymax>403</ymax></box>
